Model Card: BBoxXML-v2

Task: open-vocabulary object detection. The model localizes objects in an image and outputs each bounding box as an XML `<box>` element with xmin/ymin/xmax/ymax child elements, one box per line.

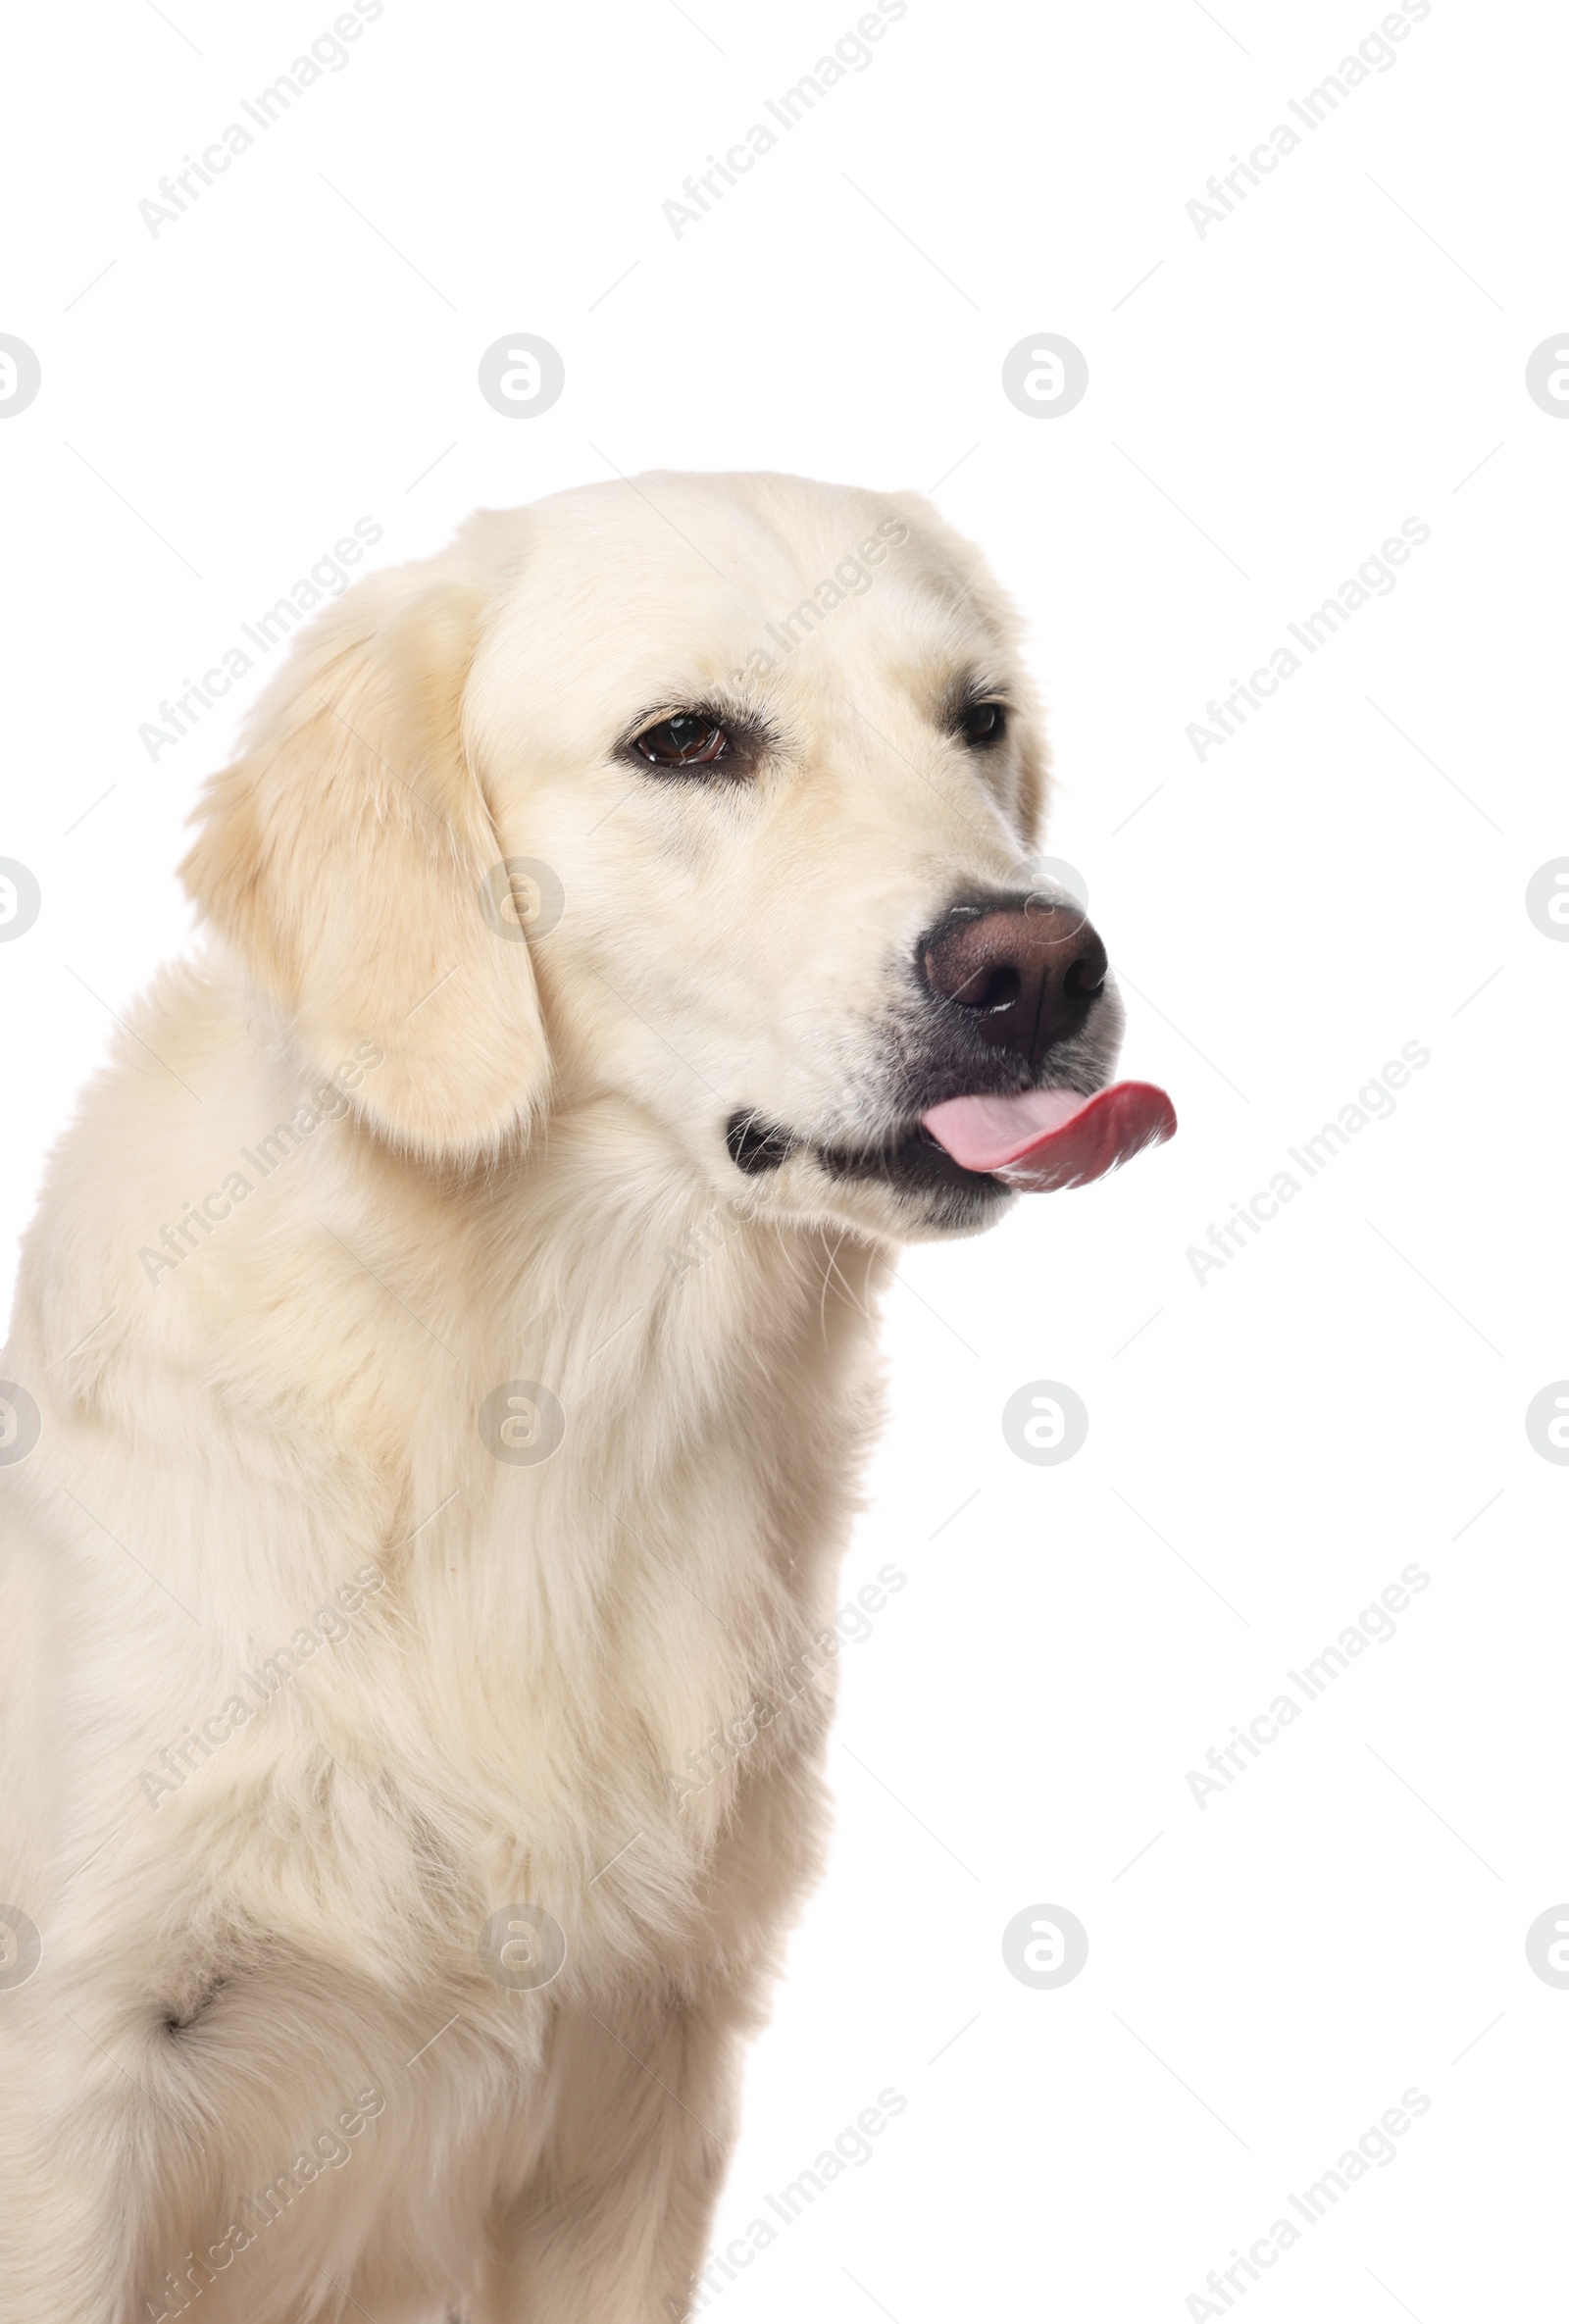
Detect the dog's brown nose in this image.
<box><xmin>922</xmin><ymin>897</ymin><xmax>1108</xmax><ymax>1071</ymax></box>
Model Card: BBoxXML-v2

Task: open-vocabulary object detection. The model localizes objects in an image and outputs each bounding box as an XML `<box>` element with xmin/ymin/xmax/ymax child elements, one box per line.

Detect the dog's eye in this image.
<box><xmin>958</xmin><ymin>701</ymin><xmax>1007</xmax><ymax>747</ymax></box>
<box><xmin>633</xmin><ymin>713</ymin><xmax>731</xmax><ymax>770</ymax></box>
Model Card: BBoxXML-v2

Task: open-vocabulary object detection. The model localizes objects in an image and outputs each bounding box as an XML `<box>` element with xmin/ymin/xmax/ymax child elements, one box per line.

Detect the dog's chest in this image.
<box><xmin>374</xmin><ymin>1427</ymin><xmax>845</xmax><ymax>1987</ymax></box>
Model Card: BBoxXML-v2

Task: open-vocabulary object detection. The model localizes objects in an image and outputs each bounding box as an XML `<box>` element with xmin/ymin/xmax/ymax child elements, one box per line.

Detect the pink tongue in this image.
<box><xmin>921</xmin><ymin>1081</ymin><xmax>1177</xmax><ymax>1191</ymax></box>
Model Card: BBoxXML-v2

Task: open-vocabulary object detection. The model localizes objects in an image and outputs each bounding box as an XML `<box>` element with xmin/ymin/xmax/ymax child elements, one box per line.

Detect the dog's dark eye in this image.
<box><xmin>958</xmin><ymin>701</ymin><xmax>1007</xmax><ymax>747</ymax></box>
<box><xmin>633</xmin><ymin>713</ymin><xmax>731</xmax><ymax>770</ymax></box>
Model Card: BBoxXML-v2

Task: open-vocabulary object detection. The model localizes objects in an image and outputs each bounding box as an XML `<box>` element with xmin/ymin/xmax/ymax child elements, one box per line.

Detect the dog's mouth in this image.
<box><xmin>726</xmin><ymin>1081</ymin><xmax>1176</xmax><ymax>1200</ymax></box>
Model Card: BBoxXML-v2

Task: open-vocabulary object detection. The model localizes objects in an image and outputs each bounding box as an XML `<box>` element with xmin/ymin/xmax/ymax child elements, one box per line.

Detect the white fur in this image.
<box><xmin>0</xmin><ymin>472</ymin><xmax>1049</xmax><ymax>2322</ymax></box>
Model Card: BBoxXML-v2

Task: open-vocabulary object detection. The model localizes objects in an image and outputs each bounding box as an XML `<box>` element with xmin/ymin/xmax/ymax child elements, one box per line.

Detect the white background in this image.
<box><xmin>3</xmin><ymin>2</ymin><xmax>1566</xmax><ymax>2318</ymax></box>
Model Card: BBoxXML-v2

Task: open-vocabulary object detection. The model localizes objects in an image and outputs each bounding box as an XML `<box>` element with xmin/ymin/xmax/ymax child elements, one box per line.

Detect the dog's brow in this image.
<box><xmin>939</xmin><ymin>669</ymin><xmax>1011</xmax><ymax>720</ymax></box>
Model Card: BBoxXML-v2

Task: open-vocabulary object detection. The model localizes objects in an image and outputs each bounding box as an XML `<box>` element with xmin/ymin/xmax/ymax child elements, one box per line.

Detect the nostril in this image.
<box><xmin>965</xmin><ymin>964</ymin><xmax>1022</xmax><ymax>1013</ymax></box>
<box><xmin>1064</xmin><ymin>957</ymin><xmax>1105</xmax><ymax>998</ymax></box>
<box><xmin>925</xmin><ymin>940</ymin><xmax>1026</xmax><ymax>1013</ymax></box>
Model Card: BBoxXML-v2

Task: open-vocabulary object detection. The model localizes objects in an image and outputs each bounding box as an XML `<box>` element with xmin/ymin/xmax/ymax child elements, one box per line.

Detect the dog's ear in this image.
<box><xmin>180</xmin><ymin>559</ymin><xmax>548</xmax><ymax>1161</ymax></box>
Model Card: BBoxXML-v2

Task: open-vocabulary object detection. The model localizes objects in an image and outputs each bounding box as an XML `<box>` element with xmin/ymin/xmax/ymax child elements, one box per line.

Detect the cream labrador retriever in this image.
<box><xmin>0</xmin><ymin>471</ymin><xmax>1172</xmax><ymax>2324</ymax></box>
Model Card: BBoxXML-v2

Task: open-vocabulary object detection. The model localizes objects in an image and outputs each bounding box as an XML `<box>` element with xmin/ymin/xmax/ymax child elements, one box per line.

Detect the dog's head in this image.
<box><xmin>183</xmin><ymin>471</ymin><xmax>1158</xmax><ymax>1244</ymax></box>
